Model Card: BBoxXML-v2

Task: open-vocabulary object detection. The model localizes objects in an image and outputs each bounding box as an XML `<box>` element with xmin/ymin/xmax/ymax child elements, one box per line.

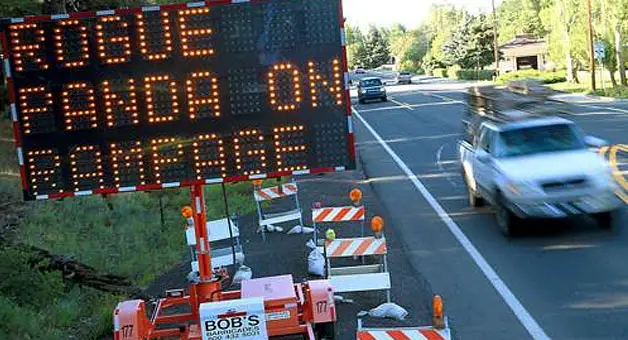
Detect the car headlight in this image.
<box><xmin>505</xmin><ymin>181</ymin><xmax>541</xmax><ymax>197</ymax></box>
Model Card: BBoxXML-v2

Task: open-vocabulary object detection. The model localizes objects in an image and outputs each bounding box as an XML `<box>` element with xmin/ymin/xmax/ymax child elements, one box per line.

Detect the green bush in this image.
<box><xmin>456</xmin><ymin>69</ymin><xmax>494</xmax><ymax>81</ymax></box>
<box><xmin>0</xmin><ymin>247</ymin><xmax>119</xmax><ymax>340</ymax></box>
<box><xmin>432</xmin><ymin>68</ymin><xmax>448</xmax><ymax>78</ymax></box>
<box><xmin>0</xmin><ymin>248</ymin><xmax>65</xmax><ymax>307</ymax></box>
<box><xmin>446</xmin><ymin>65</ymin><xmax>461</xmax><ymax>79</ymax></box>
<box><xmin>593</xmin><ymin>86</ymin><xmax>628</xmax><ymax>99</ymax></box>
<box><xmin>497</xmin><ymin>70</ymin><xmax>566</xmax><ymax>84</ymax></box>
<box><xmin>446</xmin><ymin>65</ymin><xmax>494</xmax><ymax>81</ymax></box>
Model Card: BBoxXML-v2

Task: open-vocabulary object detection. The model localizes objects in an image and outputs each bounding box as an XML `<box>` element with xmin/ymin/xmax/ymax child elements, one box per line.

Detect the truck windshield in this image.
<box><xmin>497</xmin><ymin>124</ymin><xmax>585</xmax><ymax>158</ymax></box>
<box><xmin>361</xmin><ymin>79</ymin><xmax>382</xmax><ymax>87</ymax></box>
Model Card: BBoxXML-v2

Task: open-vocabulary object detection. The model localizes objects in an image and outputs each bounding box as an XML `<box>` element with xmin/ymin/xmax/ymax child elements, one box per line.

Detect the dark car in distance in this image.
<box><xmin>357</xmin><ymin>77</ymin><xmax>387</xmax><ymax>104</ymax></box>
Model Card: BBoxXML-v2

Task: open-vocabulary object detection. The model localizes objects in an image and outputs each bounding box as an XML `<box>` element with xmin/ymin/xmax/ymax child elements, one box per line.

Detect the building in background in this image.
<box><xmin>498</xmin><ymin>34</ymin><xmax>550</xmax><ymax>73</ymax></box>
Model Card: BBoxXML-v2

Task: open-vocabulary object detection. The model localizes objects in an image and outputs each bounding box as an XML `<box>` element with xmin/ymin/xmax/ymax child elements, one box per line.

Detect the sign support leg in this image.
<box><xmin>190</xmin><ymin>185</ymin><xmax>221</xmax><ymax>318</ymax></box>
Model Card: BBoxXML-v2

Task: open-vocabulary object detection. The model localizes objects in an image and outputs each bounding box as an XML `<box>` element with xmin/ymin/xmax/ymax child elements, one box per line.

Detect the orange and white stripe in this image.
<box><xmin>325</xmin><ymin>237</ymin><xmax>386</xmax><ymax>258</ymax></box>
<box><xmin>312</xmin><ymin>206</ymin><xmax>365</xmax><ymax>223</ymax></box>
<box><xmin>254</xmin><ymin>183</ymin><xmax>298</xmax><ymax>201</ymax></box>
<box><xmin>112</xmin><ymin>308</ymin><xmax>121</xmax><ymax>340</ymax></box>
<box><xmin>357</xmin><ymin>329</ymin><xmax>448</xmax><ymax>340</ymax></box>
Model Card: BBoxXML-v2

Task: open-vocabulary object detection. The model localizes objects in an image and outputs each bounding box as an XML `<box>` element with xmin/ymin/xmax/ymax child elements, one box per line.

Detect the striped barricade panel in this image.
<box><xmin>312</xmin><ymin>206</ymin><xmax>365</xmax><ymax>223</ymax></box>
<box><xmin>254</xmin><ymin>183</ymin><xmax>298</xmax><ymax>202</ymax></box>
<box><xmin>357</xmin><ymin>329</ymin><xmax>450</xmax><ymax>340</ymax></box>
<box><xmin>325</xmin><ymin>237</ymin><xmax>386</xmax><ymax>258</ymax></box>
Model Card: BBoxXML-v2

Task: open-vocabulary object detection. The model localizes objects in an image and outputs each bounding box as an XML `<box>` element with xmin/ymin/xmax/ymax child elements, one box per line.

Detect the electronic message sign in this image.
<box><xmin>1</xmin><ymin>0</ymin><xmax>354</xmax><ymax>201</ymax></box>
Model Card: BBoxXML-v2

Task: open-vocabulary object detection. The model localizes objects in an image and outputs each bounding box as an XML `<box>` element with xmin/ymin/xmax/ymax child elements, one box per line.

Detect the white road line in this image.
<box><xmin>357</xmin><ymin>105</ymin><xmax>408</xmax><ymax>113</ymax></box>
<box><xmin>391</xmin><ymin>99</ymin><xmax>414</xmax><ymax>110</ymax></box>
<box><xmin>353</xmin><ymin>107</ymin><xmax>551</xmax><ymax>340</ymax></box>
<box><xmin>573</xmin><ymin>103</ymin><xmax>628</xmax><ymax>114</ymax></box>
<box><xmin>357</xmin><ymin>101</ymin><xmax>461</xmax><ymax>113</ymax></box>
<box><xmin>424</xmin><ymin>92</ymin><xmax>457</xmax><ymax>102</ymax></box>
<box><xmin>436</xmin><ymin>144</ymin><xmax>459</xmax><ymax>189</ymax></box>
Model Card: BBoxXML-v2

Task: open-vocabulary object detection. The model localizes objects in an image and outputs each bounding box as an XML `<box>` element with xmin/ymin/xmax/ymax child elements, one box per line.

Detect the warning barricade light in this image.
<box><xmin>432</xmin><ymin>295</ymin><xmax>445</xmax><ymax>329</ymax></box>
<box><xmin>349</xmin><ymin>188</ymin><xmax>362</xmax><ymax>205</ymax></box>
<box><xmin>325</xmin><ymin>228</ymin><xmax>336</xmax><ymax>241</ymax></box>
<box><xmin>181</xmin><ymin>206</ymin><xmax>193</xmax><ymax>219</ymax></box>
<box><xmin>252</xmin><ymin>179</ymin><xmax>263</xmax><ymax>189</ymax></box>
<box><xmin>371</xmin><ymin>216</ymin><xmax>384</xmax><ymax>238</ymax></box>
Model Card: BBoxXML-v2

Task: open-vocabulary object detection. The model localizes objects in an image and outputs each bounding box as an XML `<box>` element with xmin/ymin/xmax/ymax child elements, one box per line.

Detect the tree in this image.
<box><xmin>402</xmin><ymin>28</ymin><xmax>430</xmax><ymax>72</ymax></box>
<box><xmin>364</xmin><ymin>25</ymin><xmax>390</xmax><ymax>69</ymax></box>
<box><xmin>388</xmin><ymin>24</ymin><xmax>428</xmax><ymax>72</ymax></box>
<box><xmin>497</xmin><ymin>0</ymin><xmax>548</xmax><ymax>43</ymax></box>
<box><xmin>442</xmin><ymin>14</ymin><xmax>496</xmax><ymax>69</ymax></box>
<box><xmin>598</xmin><ymin>0</ymin><xmax>628</xmax><ymax>86</ymax></box>
<box><xmin>542</xmin><ymin>0</ymin><xmax>587</xmax><ymax>83</ymax></box>
<box><xmin>423</xmin><ymin>4</ymin><xmax>467</xmax><ymax>66</ymax></box>
<box><xmin>346</xmin><ymin>24</ymin><xmax>369</xmax><ymax>69</ymax></box>
<box><xmin>0</xmin><ymin>0</ymin><xmax>43</xmax><ymax>17</ymax></box>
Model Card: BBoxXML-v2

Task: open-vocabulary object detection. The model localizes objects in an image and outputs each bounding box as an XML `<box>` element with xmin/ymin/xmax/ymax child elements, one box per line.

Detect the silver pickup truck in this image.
<box><xmin>459</xmin><ymin>113</ymin><xmax>622</xmax><ymax>236</ymax></box>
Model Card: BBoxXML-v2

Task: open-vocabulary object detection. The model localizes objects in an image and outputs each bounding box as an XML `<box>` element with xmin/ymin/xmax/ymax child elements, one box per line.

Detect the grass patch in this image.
<box><xmin>592</xmin><ymin>86</ymin><xmax>628</xmax><ymax>99</ymax></box>
<box><xmin>0</xmin><ymin>118</ymin><xmax>18</xmax><ymax>177</ymax></box>
<box><xmin>0</xmin><ymin>247</ymin><xmax>121</xmax><ymax>340</ymax></box>
<box><xmin>3</xmin><ymin>181</ymin><xmax>261</xmax><ymax>339</ymax></box>
<box><xmin>546</xmin><ymin>81</ymin><xmax>590</xmax><ymax>93</ymax></box>
<box><xmin>0</xmin><ymin>114</ymin><xmax>265</xmax><ymax>339</ymax></box>
<box><xmin>18</xmin><ymin>181</ymin><xmax>260</xmax><ymax>286</ymax></box>
<box><xmin>547</xmin><ymin>81</ymin><xmax>628</xmax><ymax>99</ymax></box>
<box><xmin>496</xmin><ymin>70</ymin><xmax>567</xmax><ymax>85</ymax></box>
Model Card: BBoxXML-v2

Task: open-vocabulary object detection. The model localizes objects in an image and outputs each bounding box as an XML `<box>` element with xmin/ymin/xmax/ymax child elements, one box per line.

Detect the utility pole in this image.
<box><xmin>491</xmin><ymin>0</ymin><xmax>500</xmax><ymax>78</ymax></box>
<box><xmin>586</xmin><ymin>0</ymin><xmax>596</xmax><ymax>91</ymax></box>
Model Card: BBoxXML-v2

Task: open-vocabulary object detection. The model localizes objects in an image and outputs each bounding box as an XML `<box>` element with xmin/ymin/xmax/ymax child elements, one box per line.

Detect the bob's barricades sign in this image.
<box><xmin>200</xmin><ymin>298</ymin><xmax>268</xmax><ymax>340</ymax></box>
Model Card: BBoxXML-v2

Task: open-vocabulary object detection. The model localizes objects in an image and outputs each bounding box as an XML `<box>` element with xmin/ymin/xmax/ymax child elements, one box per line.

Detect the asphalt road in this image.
<box><xmin>353</xmin><ymin>80</ymin><xmax>628</xmax><ymax>339</ymax></box>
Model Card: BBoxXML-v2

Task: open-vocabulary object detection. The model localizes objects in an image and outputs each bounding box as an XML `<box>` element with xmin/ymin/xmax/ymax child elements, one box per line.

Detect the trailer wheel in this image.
<box><xmin>315</xmin><ymin>322</ymin><xmax>335</xmax><ymax>340</ymax></box>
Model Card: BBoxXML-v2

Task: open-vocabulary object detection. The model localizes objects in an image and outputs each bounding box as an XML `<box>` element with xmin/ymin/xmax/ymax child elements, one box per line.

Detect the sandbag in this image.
<box><xmin>363</xmin><ymin>302</ymin><xmax>408</xmax><ymax>321</ymax></box>
<box><xmin>266</xmin><ymin>225</ymin><xmax>284</xmax><ymax>233</ymax></box>
<box><xmin>232</xmin><ymin>265</ymin><xmax>252</xmax><ymax>285</ymax></box>
<box><xmin>307</xmin><ymin>248</ymin><xmax>325</xmax><ymax>277</ymax></box>
<box><xmin>287</xmin><ymin>225</ymin><xmax>315</xmax><ymax>234</ymax></box>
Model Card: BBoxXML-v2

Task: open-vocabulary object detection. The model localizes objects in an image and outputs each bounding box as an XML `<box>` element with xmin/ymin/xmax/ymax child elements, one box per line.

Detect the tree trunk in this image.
<box><xmin>615</xmin><ymin>25</ymin><xmax>626</xmax><ymax>86</ymax></box>
<box><xmin>609</xmin><ymin>69</ymin><xmax>618</xmax><ymax>87</ymax></box>
<box><xmin>566</xmin><ymin>52</ymin><xmax>578</xmax><ymax>83</ymax></box>
<box><xmin>564</xmin><ymin>29</ymin><xmax>578</xmax><ymax>83</ymax></box>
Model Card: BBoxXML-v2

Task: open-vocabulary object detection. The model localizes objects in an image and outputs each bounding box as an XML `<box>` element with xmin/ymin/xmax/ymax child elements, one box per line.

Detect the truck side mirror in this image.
<box><xmin>584</xmin><ymin>136</ymin><xmax>608</xmax><ymax>148</ymax></box>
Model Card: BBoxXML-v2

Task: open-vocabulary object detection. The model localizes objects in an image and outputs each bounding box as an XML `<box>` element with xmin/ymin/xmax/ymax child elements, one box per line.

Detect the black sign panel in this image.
<box><xmin>1</xmin><ymin>0</ymin><xmax>354</xmax><ymax>200</ymax></box>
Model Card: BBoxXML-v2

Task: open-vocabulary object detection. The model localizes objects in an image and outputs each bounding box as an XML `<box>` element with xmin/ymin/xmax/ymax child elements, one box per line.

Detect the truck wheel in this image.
<box><xmin>593</xmin><ymin>210</ymin><xmax>618</xmax><ymax>230</ymax></box>
<box><xmin>495</xmin><ymin>196</ymin><xmax>520</xmax><ymax>237</ymax></box>
<box><xmin>315</xmin><ymin>322</ymin><xmax>335</xmax><ymax>340</ymax></box>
